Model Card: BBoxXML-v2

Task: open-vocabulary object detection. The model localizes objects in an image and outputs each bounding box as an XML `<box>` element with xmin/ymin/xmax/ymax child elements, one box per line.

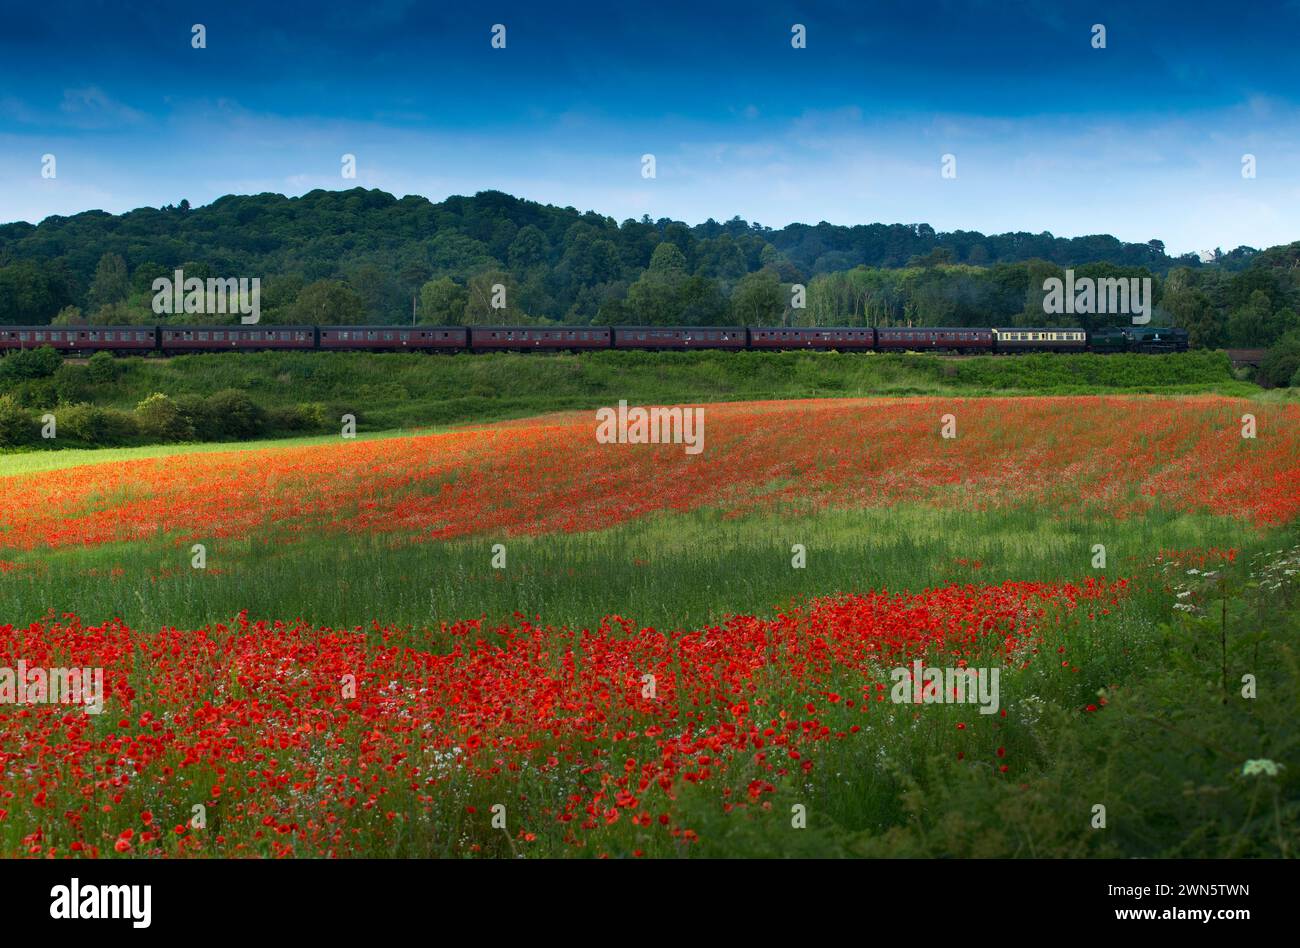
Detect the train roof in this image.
<box><xmin>991</xmin><ymin>326</ymin><xmax>1086</xmax><ymax>332</ymax></box>
<box><xmin>159</xmin><ymin>324</ymin><xmax>316</xmax><ymax>332</ymax></box>
<box><xmin>318</xmin><ymin>325</ymin><xmax>463</xmax><ymax>331</ymax></box>
<box><xmin>612</xmin><ymin>325</ymin><xmax>744</xmax><ymax>332</ymax></box>
<box><xmin>470</xmin><ymin>325</ymin><xmax>606</xmax><ymax>331</ymax></box>
<box><xmin>2</xmin><ymin>325</ymin><xmax>151</xmax><ymax>331</ymax></box>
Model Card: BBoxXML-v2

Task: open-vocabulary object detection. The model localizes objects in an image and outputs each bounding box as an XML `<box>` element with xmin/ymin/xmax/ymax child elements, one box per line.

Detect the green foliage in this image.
<box><xmin>173</xmin><ymin>393</ymin><xmax>220</xmax><ymax>441</ymax></box>
<box><xmin>204</xmin><ymin>388</ymin><xmax>265</xmax><ymax>439</ymax></box>
<box><xmin>730</xmin><ymin>269</ymin><xmax>784</xmax><ymax>325</ymax></box>
<box><xmin>0</xmin><ymin>393</ymin><xmax>34</xmax><ymax>446</ymax></box>
<box><xmin>55</xmin><ymin>403</ymin><xmax>139</xmax><ymax>447</ymax></box>
<box><xmin>0</xmin><ymin>187</ymin><xmax>1260</xmax><ymax>329</ymax></box>
<box><xmin>0</xmin><ymin>346</ymin><xmax>62</xmax><ymax>382</ymax></box>
<box><xmin>287</xmin><ymin>279</ymin><xmax>366</xmax><ymax>324</ymax></box>
<box><xmin>1261</xmin><ymin>331</ymin><xmax>1300</xmax><ymax>387</ymax></box>
<box><xmin>418</xmin><ymin>277</ymin><xmax>468</xmax><ymax>325</ymax></box>
<box><xmin>86</xmin><ymin>252</ymin><xmax>130</xmax><ymax>311</ymax></box>
<box><xmin>86</xmin><ymin>350</ymin><xmax>118</xmax><ymax>384</ymax></box>
<box><xmin>135</xmin><ymin>392</ymin><xmax>194</xmax><ymax>442</ymax></box>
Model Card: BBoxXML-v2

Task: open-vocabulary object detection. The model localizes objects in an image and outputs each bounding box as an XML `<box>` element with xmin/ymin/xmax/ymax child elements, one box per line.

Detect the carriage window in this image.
<box><xmin>198</xmin><ymin>332</ymin><xmax>209</xmax><ymax>341</ymax></box>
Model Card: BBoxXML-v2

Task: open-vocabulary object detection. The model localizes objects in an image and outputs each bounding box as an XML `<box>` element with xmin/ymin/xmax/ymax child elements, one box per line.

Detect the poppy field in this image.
<box><xmin>1</xmin><ymin>394</ymin><xmax>1297</xmax><ymax>858</ymax></box>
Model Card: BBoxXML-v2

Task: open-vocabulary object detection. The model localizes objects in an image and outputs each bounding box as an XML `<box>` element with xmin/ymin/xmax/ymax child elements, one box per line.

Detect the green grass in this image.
<box><xmin>0</xmin><ymin>503</ymin><xmax>1264</xmax><ymax>634</ymax></box>
<box><xmin>0</xmin><ymin>428</ymin><xmax>425</xmax><ymax>476</ymax></box>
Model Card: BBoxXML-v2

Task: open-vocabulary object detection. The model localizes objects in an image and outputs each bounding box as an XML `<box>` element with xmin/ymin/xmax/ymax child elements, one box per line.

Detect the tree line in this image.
<box><xmin>2</xmin><ymin>186</ymin><xmax>1298</xmax><ymax>384</ymax></box>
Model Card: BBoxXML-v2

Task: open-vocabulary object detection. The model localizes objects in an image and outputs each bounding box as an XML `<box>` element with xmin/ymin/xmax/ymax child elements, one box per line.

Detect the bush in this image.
<box><xmin>9</xmin><ymin>378</ymin><xmax>58</xmax><ymax>409</ymax></box>
<box><xmin>86</xmin><ymin>350</ymin><xmax>119</xmax><ymax>385</ymax></box>
<box><xmin>52</xmin><ymin>363</ymin><xmax>92</xmax><ymax>404</ymax></box>
<box><xmin>205</xmin><ymin>389</ymin><xmax>265</xmax><ymax>439</ymax></box>
<box><xmin>135</xmin><ymin>392</ymin><xmax>194</xmax><ymax>442</ymax></box>
<box><xmin>0</xmin><ymin>346</ymin><xmax>62</xmax><ymax>384</ymax></box>
<box><xmin>264</xmin><ymin>404</ymin><xmax>321</xmax><ymax>433</ymax></box>
<box><xmin>0</xmin><ymin>394</ymin><xmax>35</xmax><ymax>447</ymax></box>
<box><xmin>55</xmin><ymin>403</ymin><xmax>139</xmax><ymax>447</ymax></box>
<box><xmin>1259</xmin><ymin>332</ymin><xmax>1300</xmax><ymax>387</ymax></box>
<box><xmin>172</xmin><ymin>394</ymin><xmax>217</xmax><ymax>441</ymax></box>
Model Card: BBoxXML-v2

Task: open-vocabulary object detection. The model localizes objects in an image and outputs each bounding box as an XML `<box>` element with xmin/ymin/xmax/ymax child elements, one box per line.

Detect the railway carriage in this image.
<box><xmin>320</xmin><ymin>326</ymin><xmax>468</xmax><ymax>351</ymax></box>
<box><xmin>992</xmin><ymin>328</ymin><xmax>1087</xmax><ymax>353</ymax></box>
<box><xmin>612</xmin><ymin>326</ymin><xmax>744</xmax><ymax>350</ymax></box>
<box><xmin>160</xmin><ymin>326</ymin><xmax>316</xmax><ymax>353</ymax></box>
<box><xmin>876</xmin><ymin>327</ymin><xmax>993</xmax><ymax>353</ymax></box>
<box><xmin>0</xmin><ymin>326</ymin><xmax>157</xmax><ymax>354</ymax></box>
<box><xmin>748</xmin><ymin>327</ymin><xmax>876</xmax><ymax>350</ymax></box>
<box><xmin>470</xmin><ymin>326</ymin><xmax>610</xmax><ymax>352</ymax></box>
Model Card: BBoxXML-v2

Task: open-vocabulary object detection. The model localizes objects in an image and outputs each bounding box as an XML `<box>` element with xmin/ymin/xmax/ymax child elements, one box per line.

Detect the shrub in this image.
<box><xmin>52</xmin><ymin>363</ymin><xmax>92</xmax><ymax>403</ymax></box>
<box><xmin>173</xmin><ymin>394</ymin><xmax>218</xmax><ymax>441</ymax></box>
<box><xmin>205</xmin><ymin>389</ymin><xmax>265</xmax><ymax>439</ymax></box>
<box><xmin>135</xmin><ymin>392</ymin><xmax>194</xmax><ymax>442</ymax></box>
<box><xmin>56</xmin><ymin>403</ymin><xmax>139</xmax><ymax>447</ymax></box>
<box><xmin>0</xmin><ymin>394</ymin><xmax>35</xmax><ymax>447</ymax></box>
<box><xmin>265</xmin><ymin>404</ymin><xmax>321</xmax><ymax>433</ymax></box>
<box><xmin>86</xmin><ymin>350</ymin><xmax>119</xmax><ymax>385</ymax></box>
<box><xmin>10</xmin><ymin>378</ymin><xmax>58</xmax><ymax>409</ymax></box>
<box><xmin>1259</xmin><ymin>332</ymin><xmax>1300</xmax><ymax>388</ymax></box>
<box><xmin>0</xmin><ymin>346</ymin><xmax>62</xmax><ymax>384</ymax></box>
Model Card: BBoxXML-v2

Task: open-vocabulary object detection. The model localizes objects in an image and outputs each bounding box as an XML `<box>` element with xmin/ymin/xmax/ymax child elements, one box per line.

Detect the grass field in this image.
<box><xmin>0</xmin><ymin>393</ymin><xmax>1296</xmax><ymax>859</ymax></box>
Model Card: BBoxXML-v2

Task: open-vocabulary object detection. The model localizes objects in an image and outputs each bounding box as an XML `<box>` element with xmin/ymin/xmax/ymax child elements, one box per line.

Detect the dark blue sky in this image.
<box><xmin>3</xmin><ymin>0</ymin><xmax>1298</xmax><ymax>253</ymax></box>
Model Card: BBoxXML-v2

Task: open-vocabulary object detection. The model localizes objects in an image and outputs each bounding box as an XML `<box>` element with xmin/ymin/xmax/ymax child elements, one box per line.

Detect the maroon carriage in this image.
<box><xmin>748</xmin><ymin>327</ymin><xmax>875</xmax><ymax>350</ymax></box>
<box><xmin>611</xmin><ymin>327</ymin><xmax>745</xmax><ymax>350</ymax></box>
<box><xmin>0</xmin><ymin>326</ymin><xmax>157</xmax><ymax>354</ymax></box>
<box><xmin>470</xmin><ymin>327</ymin><xmax>611</xmax><ymax>351</ymax></box>
<box><xmin>320</xmin><ymin>327</ymin><xmax>468</xmax><ymax>351</ymax></box>
<box><xmin>160</xmin><ymin>326</ymin><xmax>316</xmax><ymax>353</ymax></box>
<box><xmin>875</xmin><ymin>327</ymin><xmax>993</xmax><ymax>353</ymax></box>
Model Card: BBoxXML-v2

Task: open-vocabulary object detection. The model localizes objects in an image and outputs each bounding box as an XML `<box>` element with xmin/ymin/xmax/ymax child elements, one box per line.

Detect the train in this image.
<box><xmin>0</xmin><ymin>323</ymin><xmax>1190</xmax><ymax>356</ymax></box>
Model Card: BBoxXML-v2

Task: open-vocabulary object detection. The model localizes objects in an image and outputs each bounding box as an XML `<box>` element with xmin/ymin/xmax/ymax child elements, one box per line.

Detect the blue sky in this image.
<box><xmin>2</xmin><ymin>0</ymin><xmax>1298</xmax><ymax>255</ymax></box>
